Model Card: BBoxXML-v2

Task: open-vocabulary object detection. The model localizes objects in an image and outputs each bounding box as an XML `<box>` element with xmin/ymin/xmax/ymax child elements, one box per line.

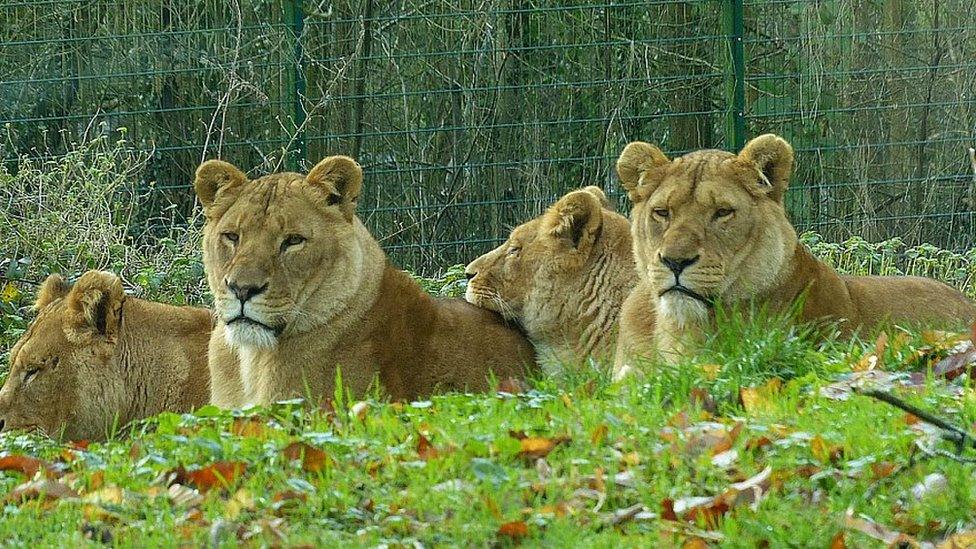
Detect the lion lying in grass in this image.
<box><xmin>194</xmin><ymin>155</ymin><xmax>537</xmax><ymax>407</ymax></box>
<box><xmin>0</xmin><ymin>271</ymin><xmax>211</xmax><ymax>440</ymax></box>
<box><xmin>613</xmin><ymin>134</ymin><xmax>976</xmax><ymax>379</ymax></box>
<box><xmin>464</xmin><ymin>186</ymin><xmax>636</xmax><ymax>369</ymax></box>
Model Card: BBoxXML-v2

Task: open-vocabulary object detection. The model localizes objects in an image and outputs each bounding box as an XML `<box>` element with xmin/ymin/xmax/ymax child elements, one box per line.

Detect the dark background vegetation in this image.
<box><xmin>2</xmin><ymin>0</ymin><xmax>975</xmax><ymax>275</ymax></box>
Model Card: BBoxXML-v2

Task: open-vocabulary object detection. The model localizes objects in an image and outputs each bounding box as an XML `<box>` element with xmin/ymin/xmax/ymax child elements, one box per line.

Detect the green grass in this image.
<box><xmin>1</xmin><ymin>300</ymin><xmax>975</xmax><ymax>546</ymax></box>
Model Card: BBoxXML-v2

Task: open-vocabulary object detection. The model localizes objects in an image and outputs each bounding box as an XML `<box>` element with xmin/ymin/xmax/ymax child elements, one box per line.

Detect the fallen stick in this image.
<box><xmin>857</xmin><ymin>389</ymin><xmax>976</xmax><ymax>452</ymax></box>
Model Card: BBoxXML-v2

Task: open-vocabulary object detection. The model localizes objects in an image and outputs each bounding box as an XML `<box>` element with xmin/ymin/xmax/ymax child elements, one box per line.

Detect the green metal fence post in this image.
<box><xmin>284</xmin><ymin>0</ymin><xmax>307</xmax><ymax>170</ymax></box>
<box><xmin>724</xmin><ymin>0</ymin><xmax>746</xmax><ymax>152</ymax></box>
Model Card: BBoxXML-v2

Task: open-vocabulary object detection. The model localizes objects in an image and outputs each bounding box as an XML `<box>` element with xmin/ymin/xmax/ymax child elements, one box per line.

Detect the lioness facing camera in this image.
<box><xmin>195</xmin><ymin>156</ymin><xmax>537</xmax><ymax>407</ymax></box>
<box><xmin>613</xmin><ymin>134</ymin><xmax>976</xmax><ymax>379</ymax></box>
<box><xmin>0</xmin><ymin>271</ymin><xmax>211</xmax><ymax>440</ymax></box>
<box><xmin>465</xmin><ymin>187</ymin><xmax>636</xmax><ymax>368</ymax></box>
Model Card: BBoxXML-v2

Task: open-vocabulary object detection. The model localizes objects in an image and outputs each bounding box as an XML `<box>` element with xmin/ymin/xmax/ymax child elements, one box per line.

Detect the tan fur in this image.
<box><xmin>195</xmin><ymin>156</ymin><xmax>537</xmax><ymax>407</ymax></box>
<box><xmin>613</xmin><ymin>134</ymin><xmax>976</xmax><ymax>379</ymax></box>
<box><xmin>464</xmin><ymin>187</ymin><xmax>636</xmax><ymax>368</ymax></box>
<box><xmin>0</xmin><ymin>271</ymin><xmax>211</xmax><ymax>440</ymax></box>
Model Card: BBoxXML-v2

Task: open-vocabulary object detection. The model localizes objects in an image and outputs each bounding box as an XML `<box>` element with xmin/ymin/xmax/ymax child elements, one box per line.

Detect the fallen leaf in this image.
<box><xmin>740</xmin><ymin>378</ymin><xmax>782</xmax><ymax>414</ymax></box>
<box><xmin>515</xmin><ymin>435</ymin><xmax>570</xmax><ymax>460</ymax></box>
<box><xmin>689</xmin><ymin>388</ymin><xmax>718</xmax><ymax>415</ymax></box>
<box><xmin>282</xmin><ymin>442</ymin><xmax>330</xmax><ymax>473</ymax></box>
<box><xmin>497</xmin><ymin>377</ymin><xmax>528</xmax><ymax>394</ymax></box>
<box><xmin>911</xmin><ymin>473</ymin><xmax>947</xmax><ymax>500</ymax></box>
<box><xmin>810</xmin><ymin>436</ymin><xmax>844</xmax><ymax>464</ymax></box>
<box><xmin>870</xmin><ymin>462</ymin><xmax>898</xmax><ymax>480</ymax></box>
<box><xmin>939</xmin><ymin>531</ymin><xmax>976</xmax><ymax>549</ymax></box>
<box><xmin>225</xmin><ymin>488</ymin><xmax>255</xmax><ymax>520</ymax></box>
<box><xmin>416</xmin><ymin>433</ymin><xmax>447</xmax><ymax>461</ymax></box>
<box><xmin>590</xmin><ymin>424</ymin><xmax>609</xmax><ymax>445</ymax></box>
<box><xmin>683</xmin><ymin>538</ymin><xmax>710</xmax><ymax>549</ymax></box>
<box><xmin>167</xmin><ymin>484</ymin><xmax>204</xmax><ymax>507</ymax></box>
<box><xmin>844</xmin><ymin>511</ymin><xmax>919</xmax><ymax>546</ymax></box>
<box><xmin>497</xmin><ymin>520</ymin><xmax>529</xmax><ymax>540</ymax></box>
<box><xmin>172</xmin><ymin>461</ymin><xmax>246</xmax><ymax>492</ymax></box>
<box><xmin>829</xmin><ymin>531</ymin><xmax>846</xmax><ymax>549</ymax></box>
<box><xmin>928</xmin><ymin>347</ymin><xmax>976</xmax><ymax>381</ymax></box>
<box><xmin>230</xmin><ymin>418</ymin><xmax>271</xmax><ymax>438</ymax></box>
<box><xmin>349</xmin><ymin>401</ymin><xmax>370</xmax><ymax>421</ymax></box>
<box><xmin>6</xmin><ymin>478</ymin><xmax>78</xmax><ymax>503</ymax></box>
<box><xmin>0</xmin><ymin>455</ymin><xmax>52</xmax><ymax>478</ymax></box>
<box><xmin>699</xmin><ymin>363</ymin><xmax>722</xmax><ymax>381</ymax></box>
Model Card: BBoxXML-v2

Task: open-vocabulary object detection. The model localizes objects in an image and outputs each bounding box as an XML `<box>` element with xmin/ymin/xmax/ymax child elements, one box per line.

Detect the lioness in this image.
<box><xmin>194</xmin><ymin>156</ymin><xmax>537</xmax><ymax>407</ymax></box>
<box><xmin>613</xmin><ymin>134</ymin><xmax>976</xmax><ymax>379</ymax></box>
<box><xmin>0</xmin><ymin>271</ymin><xmax>211</xmax><ymax>440</ymax></box>
<box><xmin>464</xmin><ymin>186</ymin><xmax>636</xmax><ymax>368</ymax></box>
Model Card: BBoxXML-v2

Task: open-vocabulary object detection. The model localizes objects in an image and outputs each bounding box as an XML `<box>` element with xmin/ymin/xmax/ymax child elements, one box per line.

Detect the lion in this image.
<box><xmin>193</xmin><ymin>155</ymin><xmax>537</xmax><ymax>408</ymax></box>
<box><xmin>464</xmin><ymin>186</ymin><xmax>636</xmax><ymax>368</ymax></box>
<box><xmin>612</xmin><ymin>134</ymin><xmax>976</xmax><ymax>379</ymax></box>
<box><xmin>0</xmin><ymin>271</ymin><xmax>211</xmax><ymax>440</ymax></box>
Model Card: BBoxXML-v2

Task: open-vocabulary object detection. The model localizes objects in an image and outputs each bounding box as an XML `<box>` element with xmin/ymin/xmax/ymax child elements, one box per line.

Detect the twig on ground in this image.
<box><xmin>856</xmin><ymin>389</ymin><xmax>976</xmax><ymax>452</ymax></box>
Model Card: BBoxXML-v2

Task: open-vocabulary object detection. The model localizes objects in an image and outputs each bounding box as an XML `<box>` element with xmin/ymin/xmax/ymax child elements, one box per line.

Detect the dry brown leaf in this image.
<box><xmin>6</xmin><ymin>478</ymin><xmax>78</xmax><ymax>503</ymax></box>
<box><xmin>0</xmin><ymin>455</ymin><xmax>52</xmax><ymax>478</ymax></box>
<box><xmin>699</xmin><ymin>363</ymin><xmax>722</xmax><ymax>381</ymax></box>
<box><xmin>683</xmin><ymin>538</ymin><xmax>710</xmax><ymax>549</ymax></box>
<box><xmin>172</xmin><ymin>461</ymin><xmax>247</xmax><ymax>492</ymax></box>
<box><xmin>515</xmin><ymin>435</ymin><xmax>570</xmax><ymax>460</ymax></box>
<box><xmin>416</xmin><ymin>433</ymin><xmax>449</xmax><ymax>461</ymax></box>
<box><xmin>740</xmin><ymin>379</ymin><xmax>782</xmax><ymax>414</ymax></box>
<box><xmin>689</xmin><ymin>388</ymin><xmax>718</xmax><ymax>415</ymax></box>
<box><xmin>496</xmin><ymin>377</ymin><xmax>528</xmax><ymax>394</ymax></box>
<box><xmin>349</xmin><ymin>401</ymin><xmax>370</xmax><ymax>421</ymax></box>
<box><xmin>590</xmin><ymin>424</ymin><xmax>609</xmax><ymax>445</ymax></box>
<box><xmin>829</xmin><ymin>531</ymin><xmax>847</xmax><ymax>549</ymax></box>
<box><xmin>230</xmin><ymin>418</ymin><xmax>271</xmax><ymax>438</ymax></box>
<box><xmin>497</xmin><ymin>520</ymin><xmax>529</xmax><ymax>540</ymax></box>
<box><xmin>939</xmin><ymin>531</ymin><xmax>976</xmax><ymax>549</ymax></box>
<box><xmin>282</xmin><ymin>442</ymin><xmax>330</xmax><ymax>473</ymax></box>
<box><xmin>811</xmin><ymin>436</ymin><xmax>844</xmax><ymax>464</ymax></box>
<box><xmin>225</xmin><ymin>488</ymin><xmax>255</xmax><ymax>520</ymax></box>
<box><xmin>844</xmin><ymin>512</ymin><xmax>920</xmax><ymax>547</ymax></box>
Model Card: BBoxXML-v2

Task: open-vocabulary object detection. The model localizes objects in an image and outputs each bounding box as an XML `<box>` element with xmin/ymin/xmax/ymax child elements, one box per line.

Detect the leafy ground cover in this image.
<box><xmin>2</xmin><ymin>294</ymin><xmax>976</xmax><ymax>547</ymax></box>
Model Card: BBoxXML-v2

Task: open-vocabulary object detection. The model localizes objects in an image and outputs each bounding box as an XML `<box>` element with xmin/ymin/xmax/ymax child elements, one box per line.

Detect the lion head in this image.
<box><xmin>616</xmin><ymin>134</ymin><xmax>797</xmax><ymax>326</ymax></box>
<box><xmin>464</xmin><ymin>186</ymin><xmax>636</xmax><ymax>364</ymax></box>
<box><xmin>195</xmin><ymin>156</ymin><xmax>369</xmax><ymax>351</ymax></box>
<box><xmin>0</xmin><ymin>271</ymin><xmax>128</xmax><ymax>440</ymax></box>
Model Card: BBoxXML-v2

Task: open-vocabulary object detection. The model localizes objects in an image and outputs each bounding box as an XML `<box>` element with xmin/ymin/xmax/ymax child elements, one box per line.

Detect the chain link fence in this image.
<box><xmin>2</xmin><ymin>1</ymin><xmax>975</xmax><ymax>274</ymax></box>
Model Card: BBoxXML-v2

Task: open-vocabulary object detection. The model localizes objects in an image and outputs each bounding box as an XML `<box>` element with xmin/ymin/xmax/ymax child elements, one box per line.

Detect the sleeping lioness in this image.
<box><xmin>613</xmin><ymin>134</ymin><xmax>976</xmax><ymax>379</ymax></box>
<box><xmin>0</xmin><ymin>271</ymin><xmax>211</xmax><ymax>440</ymax></box>
<box><xmin>194</xmin><ymin>155</ymin><xmax>537</xmax><ymax>407</ymax></box>
<box><xmin>464</xmin><ymin>186</ymin><xmax>636</xmax><ymax>368</ymax></box>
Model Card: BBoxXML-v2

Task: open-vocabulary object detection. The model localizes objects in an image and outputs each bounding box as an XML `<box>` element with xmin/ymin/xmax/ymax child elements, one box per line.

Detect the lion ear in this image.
<box><xmin>616</xmin><ymin>142</ymin><xmax>670</xmax><ymax>202</ymax></box>
<box><xmin>194</xmin><ymin>160</ymin><xmax>248</xmax><ymax>209</ymax></box>
<box><xmin>65</xmin><ymin>270</ymin><xmax>125</xmax><ymax>341</ymax></box>
<box><xmin>737</xmin><ymin>134</ymin><xmax>794</xmax><ymax>203</ymax></box>
<box><xmin>580</xmin><ymin>185</ymin><xmax>613</xmax><ymax>211</ymax></box>
<box><xmin>34</xmin><ymin>274</ymin><xmax>71</xmax><ymax>310</ymax></box>
<box><xmin>544</xmin><ymin>189</ymin><xmax>604</xmax><ymax>254</ymax></box>
<box><xmin>306</xmin><ymin>155</ymin><xmax>363</xmax><ymax>221</ymax></box>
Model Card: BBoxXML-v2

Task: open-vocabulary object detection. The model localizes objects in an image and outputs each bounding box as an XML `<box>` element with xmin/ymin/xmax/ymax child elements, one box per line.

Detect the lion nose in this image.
<box><xmin>660</xmin><ymin>254</ymin><xmax>700</xmax><ymax>276</ymax></box>
<box><xmin>225</xmin><ymin>279</ymin><xmax>268</xmax><ymax>303</ymax></box>
<box><xmin>0</xmin><ymin>418</ymin><xmax>6</xmax><ymax>432</ymax></box>
<box><xmin>464</xmin><ymin>271</ymin><xmax>476</xmax><ymax>280</ymax></box>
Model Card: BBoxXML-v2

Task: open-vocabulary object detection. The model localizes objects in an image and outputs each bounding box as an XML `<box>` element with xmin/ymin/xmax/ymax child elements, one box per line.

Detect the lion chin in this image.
<box><xmin>224</xmin><ymin>319</ymin><xmax>280</xmax><ymax>349</ymax></box>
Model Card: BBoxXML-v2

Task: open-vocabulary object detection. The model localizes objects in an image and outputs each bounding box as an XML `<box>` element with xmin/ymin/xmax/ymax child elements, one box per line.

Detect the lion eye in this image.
<box><xmin>714</xmin><ymin>208</ymin><xmax>734</xmax><ymax>220</ymax></box>
<box><xmin>23</xmin><ymin>368</ymin><xmax>40</xmax><ymax>384</ymax></box>
<box><xmin>222</xmin><ymin>232</ymin><xmax>239</xmax><ymax>244</ymax></box>
<box><xmin>652</xmin><ymin>208</ymin><xmax>670</xmax><ymax>220</ymax></box>
<box><xmin>281</xmin><ymin>235</ymin><xmax>306</xmax><ymax>251</ymax></box>
<box><xmin>506</xmin><ymin>246</ymin><xmax>521</xmax><ymax>257</ymax></box>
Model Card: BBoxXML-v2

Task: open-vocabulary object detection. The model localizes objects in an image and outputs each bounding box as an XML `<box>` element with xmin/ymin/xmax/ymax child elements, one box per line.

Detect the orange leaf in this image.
<box><xmin>699</xmin><ymin>363</ymin><xmax>722</xmax><ymax>381</ymax></box>
<box><xmin>871</xmin><ymin>461</ymin><xmax>898</xmax><ymax>480</ymax></box>
<box><xmin>515</xmin><ymin>435</ymin><xmax>570</xmax><ymax>460</ymax></box>
<box><xmin>745</xmin><ymin>436</ymin><xmax>773</xmax><ymax>452</ymax></box>
<box><xmin>0</xmin><ymin>455</ymin><xmax>51</xmax><ymax>478</ymax></box>
<box><xmin>661</xmin><ymin>498</ymin><xmax>678</xmax><ymax>521</ymax></box>
<box><xmin>683</xmin><ymin>538</ymin><xmax>710</xmax><ymax>549</ymax></box>
<box><xmin>497</xmin><ymin>520</ymin><xmax>529</xmax><ymax>539</ymax></box>
<box><xmin>282</xmin><ymin>442</ymin><xmax>330</xmax><ymax>473</ymax></box>
<box><xmin>590</xmin><ymin>424</ymin><xmax>609</xmax><ymax>445</ymax></box>
<box><xmin>740</xmin><ymin>378</ymin><xmax>782</xmax><ymax>414</ymax></box>
<box><xmin>496</xmin><ymin>377</ymin><xmax>528</xmax><ymax>394</ymax></box>
<box><xmin>69</xmin><ymin>440</ymin><xmax>91</xmax><ymax>451</ymax></box>
<box><xmin>173</xmin><ymin>461</ymin><xmax>247</xmax><ymax>492</ymax></box>
<box><xmin>829</xmin><ymin>531</ymin><xmax>846</xmax><ymax>549</ymax></box>
<box><xmin>416</xmin><ymin>433</ymin><xmax>445</xmax><ymax>461</ymax></box>
<box><xmin>810</xmin><ymin>436</ymin><xmax>844</xmax><ymax>464</ymax></box>
<box><xmin>230</xmin><ymin>418</ymin><xmax>271</xmax><ymax>438</ymax></box>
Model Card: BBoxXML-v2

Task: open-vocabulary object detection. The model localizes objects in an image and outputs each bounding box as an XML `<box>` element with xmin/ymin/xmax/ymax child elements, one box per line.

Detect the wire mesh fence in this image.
<box><xmin>2</xmin><ymin>0</ymin><xmax>974</xmax><ymax>275</ymax></box>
